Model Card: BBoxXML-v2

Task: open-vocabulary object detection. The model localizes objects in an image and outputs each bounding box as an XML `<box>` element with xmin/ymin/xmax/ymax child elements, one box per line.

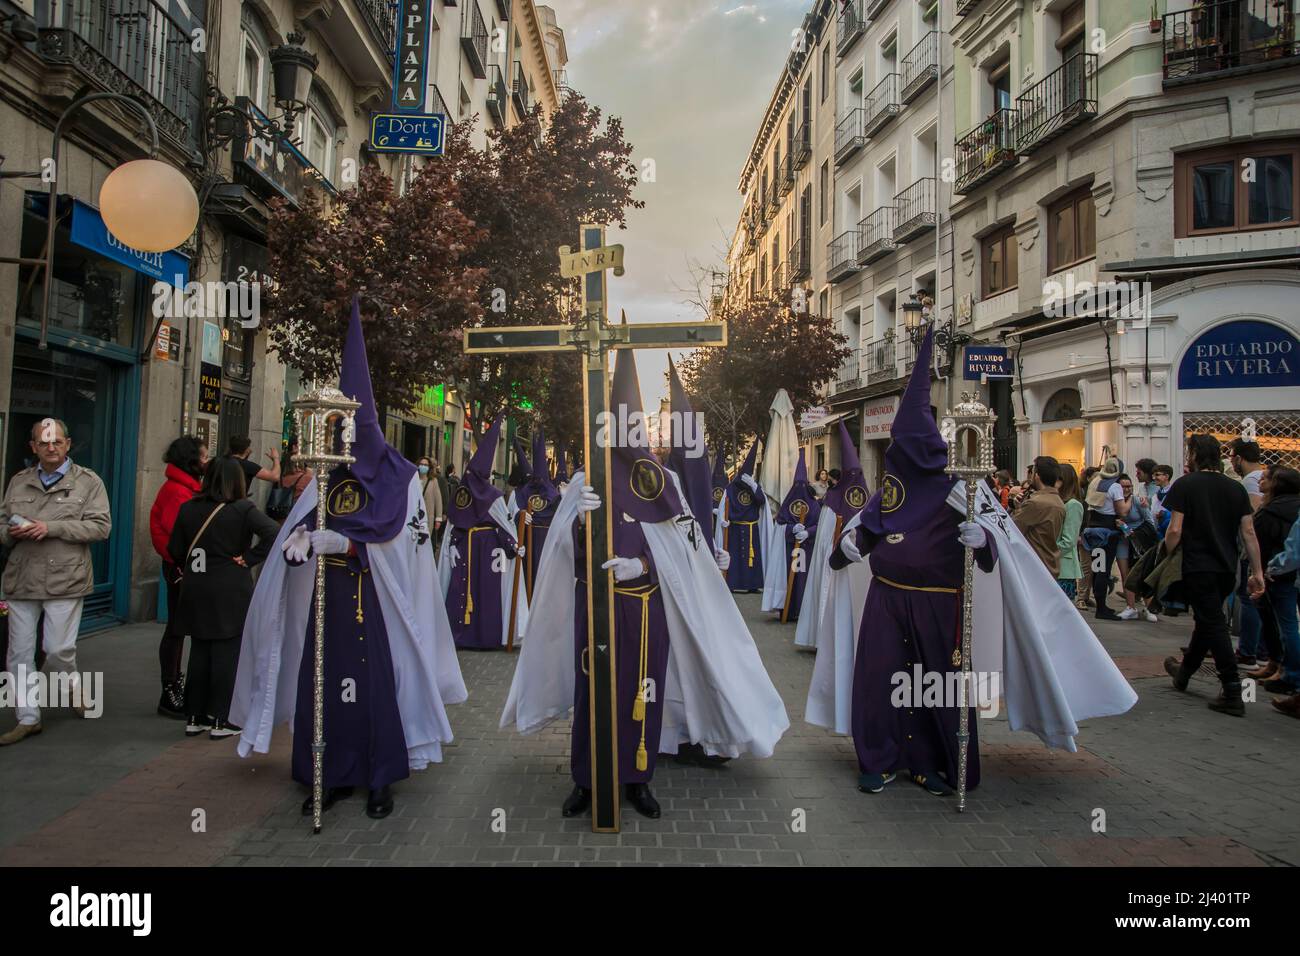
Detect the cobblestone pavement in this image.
<box><xmin>2</xmin><ymin>592</ymin><xmax>1297</xmax><ymax>867</ymax></box>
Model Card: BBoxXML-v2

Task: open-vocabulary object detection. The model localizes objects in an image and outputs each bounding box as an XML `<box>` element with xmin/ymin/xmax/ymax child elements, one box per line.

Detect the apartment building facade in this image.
<box><xmin>948</xmin><ymin>0</ymin><xmax>1300</xmax><ymax>476</ymax></box>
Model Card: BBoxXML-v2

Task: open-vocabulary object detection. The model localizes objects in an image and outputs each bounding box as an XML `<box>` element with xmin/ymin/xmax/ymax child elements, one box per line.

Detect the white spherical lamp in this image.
<box><xmin>98</xmin><ymin>159</ymin><xmax>199</xmax><ymax>252</ymax></box>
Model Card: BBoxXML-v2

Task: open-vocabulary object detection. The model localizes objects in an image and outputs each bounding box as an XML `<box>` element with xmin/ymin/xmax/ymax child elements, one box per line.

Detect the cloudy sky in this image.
<box><xmin>545</xmin><ymin>0</ymin><xmax>810</xmax><ymax>409</ymax></box>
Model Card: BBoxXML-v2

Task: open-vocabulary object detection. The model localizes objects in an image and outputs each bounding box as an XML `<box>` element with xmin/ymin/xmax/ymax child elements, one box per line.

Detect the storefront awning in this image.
<box><xmin>800</xmin><ymin>408</ymin><xmax>856</xmax><ymax>439</ymax></box>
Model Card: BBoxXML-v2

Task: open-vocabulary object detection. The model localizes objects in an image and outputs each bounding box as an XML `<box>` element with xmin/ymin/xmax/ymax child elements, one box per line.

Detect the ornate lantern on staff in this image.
<box><xmin>291</xmin><ymin>383</ymin><xmax>362</xmax><ymax>834</ymax></box>
<box><xmin>942</xmin><ymin>392</ymin><xmax>996</xmax><ymax>814</ymax></box>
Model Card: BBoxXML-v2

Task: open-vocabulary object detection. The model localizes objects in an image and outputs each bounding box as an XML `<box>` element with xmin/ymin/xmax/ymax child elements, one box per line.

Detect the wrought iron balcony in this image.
<box><xmin>487</xmin><ymin>63</ymin><xmax>508</xmax><ymax>126</ymax></box>
<box><xmin>780</xmin><ymin>152</ymin><xmax>795</xmax><ymax>195</ymax></box>
<box><xmin>789</xmin><ymin>236</ymin><xmax>811</xmax><ymax>280</ymax></box>
<box><xmin>792</xmin><ymin>119</ymin><xmax>812</xmax><ymax>168</ymax></box>
<box><xmin>1015</xmin><ymin>52</ymin><xmax>1097</xmax><ymax>154</ymax></box>
<box><xmin>836</xmin><ymin>349</ymin><xmax>862</xmax><ymax>391</ymax></box>
<box><xmin>902</xmin><ymin>331</ymin><xmax>954</xmax><ymax>373</ymax></box>
<box><xmin>767</xmin><ymin>185</ymin><xmax>781</xmax><ymax>217</ymax></box>
<box><xmin>462</xmin><ymin>0</ymin><xmax>489</xmax><ymax>79</ymax></box>
<box><xmin>35</xmin><ymin>0</ymin><xmax>201</xmax><ymax>150</ymax></box>
<box><xmin>837</xmin><ymin>0</ymin><xmax>865</xmax><ymax>57</ymax></box>
<box><xmin>512</xmin><ymin>60</ymin><xmax>530</xmax><ymax>116</ymax></box>
<box><xmin>893</xmin><ymin>178</ymin><xmax>936</xmax><ymax>242</ymax></box>
<box><xmin>956</xmin><ymin>0</ymin><xmax>981</xmax><ymax>15</ymax></box>
<box><xmin>1163</xmin><ymin>0</ymin><xmax>1299</xmax><ymax>84</ymax></box>
<box><xmin>866</xmin><ymin>337</ymin><xmax>897</xmax><ymax>383</ymax></box>
<box><xmin>900</xmin><ymin>30</ymin><xmax>938</xmax><ymax>103</ymax></box>
<box><xmin>430</xmin><ymin>83</ymin><xmax>452</xmax><ymax>124</ymax></box>
<box><xmin>771</xmin><ymin>261</ymin><xmax>785</xmax><ymax>291</ymax></box>
<box><xmin>827</xmin><ymin>230</ymin><xmax>861</xmax><ymax>282</ymax></box>
<box><xmin>954</xmin><ymin>108</ymin><xmax>1019</xmax><ymax>195</ymax></box>
<box><xmin>834</xmin><ymin>107</ymin><xmax>865</xmax><ymax>166</ymax></box>
<box><xmin>856</xmin><ymin>206</ymin><xmax>897</xmax><ymax>265</ymax></box>
<box><xmin>356</xmin><ymin>0</ymin><xmax>397</xmax><ymax>54</ymax></box>
<box><xmin>863</xmin><ymin>73</ymin><xmax>901</xmax><ymax>137</ymax></box>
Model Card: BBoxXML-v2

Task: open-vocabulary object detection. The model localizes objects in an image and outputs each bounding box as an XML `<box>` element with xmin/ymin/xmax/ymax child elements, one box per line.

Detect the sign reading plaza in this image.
<box><xmin>369</xmin><ymin>112</ymin><xmax>446</xmax><ymax>156</ymax></box>
<box><xmin>391</xmin><ymin>0</ymin><xmax>432</xmax><ymax>113</ymax></box>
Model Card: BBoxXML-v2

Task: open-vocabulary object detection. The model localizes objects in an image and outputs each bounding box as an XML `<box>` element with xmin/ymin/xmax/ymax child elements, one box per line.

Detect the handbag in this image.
<box><xmin>1128</xmin><ymin>520</ymin><xmax>1160</xmax><ymax>557</ymax></box>
<box><xmin>174</xmin><ymin>503</ymin><xmax>225</xmax><ymax>587</ymax></box>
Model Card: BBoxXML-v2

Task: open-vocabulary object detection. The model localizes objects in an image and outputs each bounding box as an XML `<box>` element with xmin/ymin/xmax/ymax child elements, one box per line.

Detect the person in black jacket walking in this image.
<box><xmin>168</xmin><ymin>458</ymin><xmax>279</xmax><ymax>739</ymax></box>
<box><xmin>1249</xmin><ymin>465</ymin><xmax>1300</xmax><ymax>694</ymax></box>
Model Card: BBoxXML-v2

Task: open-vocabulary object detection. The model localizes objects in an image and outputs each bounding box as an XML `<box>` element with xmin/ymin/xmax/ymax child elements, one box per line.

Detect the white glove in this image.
<box><xmin>715</xmin><ymin>549</ymin><xmax>731</xmax><ymax>571</ymax></box>
<box><xmin>840</xmin><ymin>530</ymin><xmax>864</xmax><ymax>564</ymax></box>
<box><xmin>523</xmin><ymin>510</ymin><xmax>533</xmax><ymax>525</ymax></box>
<box><xmin>282</xmin><ymin>525</ymin><xmax>310</xmax><ymax>563</ymax></box>
<box><xmin>515</xmin><ymin>545</ymin><xmax>525</xmax><ymax>558</ymax></box>
<box><xmin>740</xmin><ymin>474</ymin><xmax>758</xmax><ymax>491</ymax></box>
<box><xmin>602</xmin><ymin>556</ymin><xmax>645</xmax><ymax>582</ymax></box>
<box><xmin>577</xmin><ymin>485</ymin><xmax>601</xmax><ymax>514</ymax></box>
<box><xmin>310</xmin><ymin>529</ymin><xmax>351</xmax><ymax>556</ymax></box>
<box><xmin>720</xmin><ymin>517</ymin><xmax>730</xmax><ymax>529</ymax></box>
<box><xmin>792</xmin><ymin>523</ymin><xmax>808</xmax><ymax>543</ymax></box>
<box><xmin>448</xmin><ymin>545</ymin><xmax>460</xmax><ymax>567</ymax></box>
<box><xmin>957</xmin><ymin>521</ymin><xmax>987</xmax><ymax>549</ymax></box>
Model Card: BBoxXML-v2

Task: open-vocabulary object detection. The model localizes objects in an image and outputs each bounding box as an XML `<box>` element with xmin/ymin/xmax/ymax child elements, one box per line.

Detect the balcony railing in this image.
<box><xmin>893</xmin><ymin>178</ymin><xmax>936</xmax><ymax>242</ymax></box>
<box><xmin>900</xmin><ymin>31</ymin><xmax>938</xmax><ymax>103</ymax></box>
<box><xmin>863</xmin><ymin>73</ymin><xmax>901</xmax><ymax>137</ymax></box>
<box><xmin>792</xmin><ymin>119</ymin><xmax>812</xmax><ymax>168</ymax></box>
<box><xmin>429</xmin><ymin>83</ymin><xmax>451</xmax><ymax>124</ymax></box>
<box><xmin>1163</xmin><ymin>0</ymin><xmax>1299</xmax><ymax>84</ymax></box>
<box><xmin>356</xmin><ymin>0</ymin><xmax>397</xmax><ymax>54</ymax></box>
<box><xmin>767</xmin><ymin>185</ymin><xmax>781</xmax><ymax>217</ymax></box>
<box><xmin>954</xmin><ymin>108</ymin><xmax>1019</xmax><ymax>195</ymax></box>
<box><xmin>866</xmin><ymin>337</ymin><xmax>897</xmax><ymax>383</ymax></box>
<box><xmin>902</xmin><ymin>332</ymin><xmax>954</xmax><ymax>373</ymax></box>
<box><xmin>462</xmin><ymin>1</ymin><xmax>489</xmax><ymax>79</ymax></box>
<box><xmin>487</xmin><ymin>63</ymin><xmax>508</xmax><ymax>126</ymax></box>
<box><xmin>1015</xmin><ymin>52</ymin><xmax>1097</xmax><ymax>154</ymax></box>
<box><xmin>512</xmin><ymin>60</ymin><xmax>530</xmax><ymax>116</ymax></box>
<box><xmin>779</xmin><ymin>152</ymin><xmax>794</xmax><ymax>195</ymax></box>
<box><xmin>856</xmin><ymin>205</ymin><xmax>897</xmax><ymax>265</ymax></box>
<box><xmin>837</xmin><ymin>0</ymin><xmax>865</xmax><ymax>57</ymax></box>
<box><xmin>834</xmin><ymin>107</ymin><xmax>865</xmax><ymax>165</ymax></box>
<box><xmin>827</xmin><ymin>230</ymin><xmax>861</xmax><ymax>282</ymax></box>
<box><xmin>771</xmin><ymin>262</ymin><xmax>785</xmax><ymax>291</ymax></box>
<box><xmin>836</xmin><ymin>349</ymin><xmax>862</xmax><ymax>390</ymax></box>
<box><xmin>36</xmin><ymin>0</ymin><xmax>201</xmax><ymax>149</ymax></box>
<box><xmin>789</xmin><ymin>236</ymin><xmax>811</xmax><ymax>280</ymax></box>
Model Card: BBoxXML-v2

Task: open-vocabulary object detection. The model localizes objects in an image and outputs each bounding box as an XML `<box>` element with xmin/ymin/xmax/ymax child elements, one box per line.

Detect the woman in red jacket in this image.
<box><xmin>149</xmin><ymin>436</ymin><xmax>204</xmax><ymax>718</ymax></box>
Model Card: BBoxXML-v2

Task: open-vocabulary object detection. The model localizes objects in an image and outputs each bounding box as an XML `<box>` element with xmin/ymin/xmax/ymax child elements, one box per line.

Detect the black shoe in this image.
<box><xmin>910</xmin><ymin>770</ymin><xmax>953</xmax><ymax>796</ymax></box>
<box><xmin>625</xmin><ymin>783</ymin><xmax>661</xmax><ymax>819</ymax></box>
<box><xmin>857</xmin><ymin>771</ymin><xmax>896</xmax><ymax>793</ymax></box>
<box><xmin>1235</xmin><ymin>651</ymin><xmax>1257</xmax><ymax>667</ymax></box>
<box><xmin>1164</xmin><ymin>656</ymin><xmax>1189</xmax><ymax>692</ymax></box>
<box><xmin>209</xmin><ymin>718</ymin><xmax>241</xmax><ymax>740</ymax></box>
<box><xmin>1261</xmin><ymin>678</ymin><xmax>1298</xmax><ymax>695</ymax></box>
<box><xmin>561</xmin><ymin>785</ymin><xmax>591</xmax><ymax>817</ymax></box>
<box><xmin>301</xmin><ymin>786</ymin><xmax>355</xmax><ymax>816</ymax></box>
<box><xmin>1095</xmin><ymin>607</ymin><xmax>1121</xmax><ymax>621</ymax></box>
<box><xmin>157</xmin><ymin>681</ymin><xmax>185</xmax><ymax>719</ymax></box>
<box><xmin>184</xmin><ymin>715</ymin><xmax>213</xmax><ymax>737</ymax></box>
<box><xmin>365</xmin><ymin>785</ymin><xmax>394</xmax><ymax>820</ymax></box>
<box><xmin>1208</xmin><ymin>682</ymin><xmax>1246</xmax><ymax>717</ymax></box>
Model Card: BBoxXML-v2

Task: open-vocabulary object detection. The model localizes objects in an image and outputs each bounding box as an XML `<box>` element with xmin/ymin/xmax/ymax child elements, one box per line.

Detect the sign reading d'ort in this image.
<box><xmin>1177</xmin><ymin>319</ymin><xmax>1300</xmax><ymax>390</ymax></box>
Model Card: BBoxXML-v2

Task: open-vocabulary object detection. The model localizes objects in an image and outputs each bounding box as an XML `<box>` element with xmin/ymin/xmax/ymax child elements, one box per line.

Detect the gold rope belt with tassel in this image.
<box><xmin>323</xmin><ymin>556</ymin><xmax>369</xmax><ymax>623</ymax></box>
<box><xmin>873</xmin><ymin>574</ymin><xmax>960</xmax><ymax>595</ymax></box>
<box><xmin>462</xmin><ymin>526</ymin><xmax>495</xmax><ymax>625</ymax></box>
<box><xmin>731</xmin><ymin>519</ymin><xmax>759</xmax><ymax>566</ymax></box>
<box><xmin>614</xmin><ymin>581</ymin><xmax>659</xmax><ymax>773</ymax></box>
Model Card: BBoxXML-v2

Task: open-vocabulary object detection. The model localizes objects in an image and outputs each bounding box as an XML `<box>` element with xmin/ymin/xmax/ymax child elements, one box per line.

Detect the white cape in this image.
<box><xmin>502</xmin><ymin>471</ymin><xmax>790</xmax><ymax>759</ymax></box>
<box><xmin>760</xmin><ymin>519</ymin><xmax>788</xmax><ymax>612</ymax></box>
<box><xmin>761</xmin><ymin>389</ymin><xmax>798</xmax><ymax>507</ymax></box>
<box><xmin>804</xmin><ymin>480</ymin><xmax>1138</xmax><ymax>750</ymax></box>
<box><xmin>793</xmin><ymin>506</ymin><xmax>844</xmax><ymax>649</ymax></box>
<box><xmin>437</xmin><ymin>495</ymin><xmax>529</xmax><ymax>646</ymax></box>
<box><xmin>231</xmin><ymin>475</ymin><xmax>467</xmax><ymax>768</ymax></box>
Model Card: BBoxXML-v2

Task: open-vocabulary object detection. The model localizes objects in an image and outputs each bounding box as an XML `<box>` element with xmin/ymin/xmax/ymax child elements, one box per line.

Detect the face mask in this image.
<box><xmin>418</xmin><ymin>465</ymin><xmax>430</xmax><ymax>476</ymax></box>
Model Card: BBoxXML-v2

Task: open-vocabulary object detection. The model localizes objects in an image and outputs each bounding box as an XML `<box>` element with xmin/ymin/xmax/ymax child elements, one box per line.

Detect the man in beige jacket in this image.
<box><xmin>0</xmin><ymin>418</ymin><xmax>112</xmax><ymax>745</ymax></box>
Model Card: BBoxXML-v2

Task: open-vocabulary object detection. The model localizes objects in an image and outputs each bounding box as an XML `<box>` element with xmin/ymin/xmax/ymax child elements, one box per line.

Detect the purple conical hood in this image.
<box><xmin>861</xmin><ymin>324</ymin><xmax>955</xmax><ymax>534</ymax></box>
<box><xmin>777</xmin><ymin>446</ymin><xmax>820</xmax><ymax>528</ymax></box>
<box><xmin>514</xmin><ymin>437</ymin><xmax>531</xmax><ymax>480</ymax></box>
<box><xmin>710</xmin><ymin>449</ymin><xmax>727</xmax><ymax>509</ymax></box>
<box><xmin>330</xmin><ymin>296</ymin><xmax>416</xmax><ymax>542</ymax></box>
<box><xmin>517</xmin><ymin>428</ymin><xmax>559</xmax><ymax>514</ymax></box>
<box><xmin>448</xmin><ymin>411</ymin><xmax>505</xmax><ymax>529</ymax></box>
<box><xmin>738</xmin><ymin>440</ymin><xmax>759</xmax><ymax>478</ymax></box>
<box><xmin>823</xmin><ymin>419</ymin><xmax>868</xmax><ymax>519</ymax></box>
<box><xmin>666</xmin><ymin>356</ymin><xmax>712</xmax><ymax>533</ymax></box>
<box><xmin>608</xmin><ymin>349</ymin><xmax>682</xmax><ymax>523</ymax></box>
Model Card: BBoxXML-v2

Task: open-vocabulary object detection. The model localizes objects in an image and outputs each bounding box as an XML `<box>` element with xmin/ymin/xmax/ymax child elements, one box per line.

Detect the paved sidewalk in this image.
<box><xmin>2</xmin><ymin>596</ymin><xmax>1296</xmax><ymax>867</ymax></box>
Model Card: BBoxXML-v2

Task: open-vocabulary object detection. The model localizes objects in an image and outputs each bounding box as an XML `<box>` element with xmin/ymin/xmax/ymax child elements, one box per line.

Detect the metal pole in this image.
<box><xmin>39</xmin><ymin>92</ymin><xmax>160</xmax><ymax>350</ymax></box>
<box><xmin>310</xmin><ymin>465</ymin><xmax>329</xmax><ymax>834</ymax></box>
<box><xmin>956</xmin><ymin>474</ymin><xmax>976</xmax><ymax>813</ymax></box>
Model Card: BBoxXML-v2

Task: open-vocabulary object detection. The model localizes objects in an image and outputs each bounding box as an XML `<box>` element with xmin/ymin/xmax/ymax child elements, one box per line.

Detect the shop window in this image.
<box><xmin>1042</xmin><ymin>387</ymin><xmax>1082</xmax><ymax>422</ymax></box>
<box><xmin>1176</xmin><ymin>142</ymin><xmax>1298</xmax><ymax>237</ymax></box>
<box><xmin>1183</xmin><ymin>412</ymin><xmax>1300</xmax><ymax>469</ymax></box>
<box><xmin>1048</xmin><ymin>187</ymin><xmax>1096</xmax><ymax>271</ymax></box>
<box><xmin>981</xmin><ymin>223</ymin><xmax>1018</xmax><ymax>297</ymax></box>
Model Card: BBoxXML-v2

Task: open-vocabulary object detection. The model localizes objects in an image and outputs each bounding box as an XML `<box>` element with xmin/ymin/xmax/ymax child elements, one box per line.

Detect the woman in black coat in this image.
<box><xmin>1248</xmin><ymin>465</ymin><xmax>1300</xmax><ymax>690</ymax></box>
<box><xmin>168</xmin><ymin>458</ymin><xmax>279</xmax><ymax>738</ymax></box>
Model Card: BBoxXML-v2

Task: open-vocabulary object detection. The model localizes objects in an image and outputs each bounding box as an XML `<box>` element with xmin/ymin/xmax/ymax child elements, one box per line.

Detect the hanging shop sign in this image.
<box><xmin>1177</xmin><ymin>319</ymin><xmax>1300</xmax><ymax>391</ymax></box>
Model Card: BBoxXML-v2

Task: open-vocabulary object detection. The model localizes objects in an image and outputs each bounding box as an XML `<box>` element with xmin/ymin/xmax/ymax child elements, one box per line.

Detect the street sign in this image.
<box><xmin>369</xmin><ymin>112</ymin><xmax>446</xmax><ymax>156</ymax></box>
<box><xmin>963</xmin><ymin>345</ymin><xmax>1012</xmax><ymax>380</ymax></box>
<box><xmin>391</xmin><ymin>0</ymin><xmax>432</xmax><ymax>113</ymax></box>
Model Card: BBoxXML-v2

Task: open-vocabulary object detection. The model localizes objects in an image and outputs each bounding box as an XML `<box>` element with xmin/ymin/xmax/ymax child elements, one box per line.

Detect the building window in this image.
<box><xmin>1057</xmin><ymin>0</ymin><xmax>1086</xmax><ymax>62</ymax></box>
<box><xmin>989</xmin><ymin>56</ymin><xmax>1012</xmax><ymax>112</ymax></box>
<box><xmin>819</xmin><ymin>161</ymin><xmax>829</xmax><ymax>225</ymax></box>
<box><xmin>301</xmin><ymin>90</ymin><xmax>337</xmax><ymax>182</ymax></box>
<box><xmin>981</xmin><ymin>223</ymin><xmax>1018</xmax><ymax>297</ymax></box>
<box><xmin>1175</xmin><ymin>142</ymin><xmax>1298</xmax><ymax>237</ymax></box>
<box><xmin>238</xmin><ymin>7</ymin><xmax>270</xmax><ymax>111</ymax></box>
<box><xmin>821</xmin><ymin>42</ymin><xmax>831</xmax><ymax>102</ymax></box>
<box><xmin>1048</xmin><ymin>187</ymin><xmax>1096</xmax><ymax>271</ymax></box>
<box><xmin>819</xmin><ymin>288</ymin><xmax>828</xmax><ymax>317</ymax></box>
<box><xmin>921</xmin><ymin>0</ymin><xmax>938</xmax><ymax>27</ymax></box>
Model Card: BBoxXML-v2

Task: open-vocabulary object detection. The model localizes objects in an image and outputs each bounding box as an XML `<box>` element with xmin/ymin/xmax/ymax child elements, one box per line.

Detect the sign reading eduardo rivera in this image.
<box><xmin>1177</xmin><ymin>319</ymin><xmax>1300</xmax><ymax>391</ymax></box>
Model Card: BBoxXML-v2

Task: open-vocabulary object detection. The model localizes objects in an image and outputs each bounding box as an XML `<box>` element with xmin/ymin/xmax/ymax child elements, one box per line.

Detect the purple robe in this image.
<box><xmin>722</xmin><ymin>484</ymin><xmax>765</xmax><ymax>592</ymax></box>
<box><xmin>292</xmin><ymin>545</ymin><xmax>409</xmax><ymax>791</ymax></box>
<box><xmin>837</xmin><ymin>506</ymin><xmax>996</xmax><ymax>785</ymax></box>
<box><xmin>781</xmin><ymin>527</ymin><xmax>810</xmax><ymax>622</ymax></box>
<box><xmin>570</xmin><ymin>518</ymin><xmax>670</xmax><ymax>788</ymax></box>
<box><xmin>446</xmin><ymin>521</ymin><xmax>516</xmax><ymax>650</ymax></box>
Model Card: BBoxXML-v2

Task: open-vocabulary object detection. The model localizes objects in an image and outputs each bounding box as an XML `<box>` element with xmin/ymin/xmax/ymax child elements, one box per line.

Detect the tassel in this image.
<box><xmin>464</xmin><ymin>591</ymin><xmax>473</xmax><ymax>625</ymax></box>
<box><xmin>632</xmin><ymin>694</ymin><xmax>645</xmax><ymax>722</ymax></box>
<box><xmin>636</xmin><ymin>743</ymin><xmax>648</xmax><ymax>772</ymax></box>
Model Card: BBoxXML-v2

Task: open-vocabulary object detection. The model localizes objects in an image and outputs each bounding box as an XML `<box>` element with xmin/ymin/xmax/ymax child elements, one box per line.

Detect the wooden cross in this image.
<box><xmin>463</xmin><ymin>223</ymin><xmax>726</xmax><ymax>832</ymax></box>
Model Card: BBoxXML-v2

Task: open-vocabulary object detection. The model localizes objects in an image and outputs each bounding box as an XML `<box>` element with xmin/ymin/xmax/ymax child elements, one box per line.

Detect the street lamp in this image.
<box><xmin>206</xmin><ymin>32</ymin><xmax>319</xmax><ymax>150</ymax></box>
<box><xmin>269</xmin><ymin>32</ymin><xmax>319</xmax><ymax>118</ymax></box>
<box><xmin>902</xmin><ymin>293</ymin><xmax>929</xmax><ymax>348</ymax></box>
